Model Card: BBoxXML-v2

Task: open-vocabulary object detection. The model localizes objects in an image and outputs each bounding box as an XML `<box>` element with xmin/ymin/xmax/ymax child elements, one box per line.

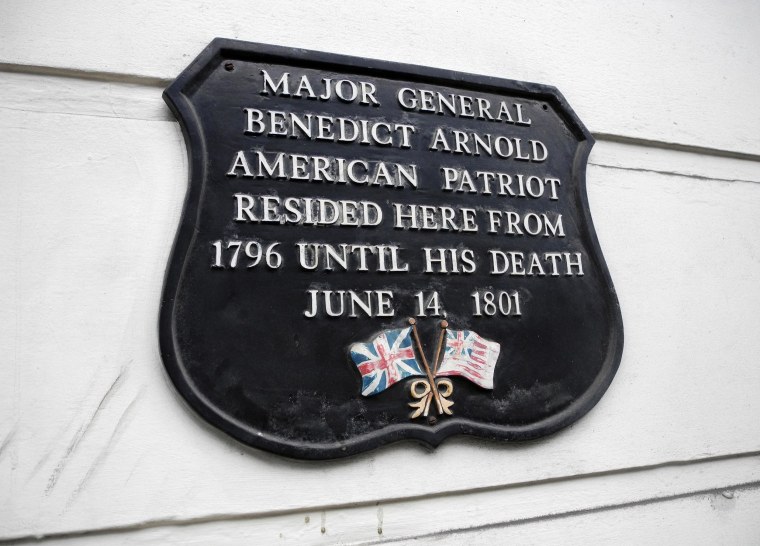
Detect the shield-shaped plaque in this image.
<box><xmin>160</xmin><ymin>38</ymin><xmax>623</xmax><ymax>459</ymax></box>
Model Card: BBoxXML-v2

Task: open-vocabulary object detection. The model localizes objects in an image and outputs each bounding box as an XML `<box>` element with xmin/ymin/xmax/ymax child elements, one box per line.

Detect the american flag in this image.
<box><xmin>436</xmin><ymin>329</ymin><xmax>501</xmax><ymax>390</ymax></box>
<box><xmin>350</xmin><ymin>328</ymin><xmax>425</xmax><ymax>396</ymax></box>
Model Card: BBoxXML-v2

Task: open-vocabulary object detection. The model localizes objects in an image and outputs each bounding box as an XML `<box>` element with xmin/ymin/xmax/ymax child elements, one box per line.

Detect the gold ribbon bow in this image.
<box><xmin>409</xmin><ymin>378</ymin><xmax>454</xmax><ymax>418</ymax></box>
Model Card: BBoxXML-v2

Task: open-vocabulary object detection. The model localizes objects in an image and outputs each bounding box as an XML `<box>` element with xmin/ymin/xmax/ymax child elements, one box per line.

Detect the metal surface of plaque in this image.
<box><xmin>160</xmin><ymin>38</ymin><xmax>624</xmax><ymax>460</ymax></box>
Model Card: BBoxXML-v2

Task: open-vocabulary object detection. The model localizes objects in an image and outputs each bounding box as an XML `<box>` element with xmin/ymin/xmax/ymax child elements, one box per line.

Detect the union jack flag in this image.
<box><xmin>350</xmin><ymin>328</ymin><xmax>425</xmax><ymax>396</ymax></box>
<box><xmin>436</xmin><ymin>329</ymin><xmax>501</xmax><ymax>390</ymax></box>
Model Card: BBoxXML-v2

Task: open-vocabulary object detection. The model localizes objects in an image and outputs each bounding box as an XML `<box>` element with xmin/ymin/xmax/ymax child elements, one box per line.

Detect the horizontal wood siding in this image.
<box><xmin>1</xmin><ymin>1</ymin><xmax>759</xmax><ymax>543</ymax></box>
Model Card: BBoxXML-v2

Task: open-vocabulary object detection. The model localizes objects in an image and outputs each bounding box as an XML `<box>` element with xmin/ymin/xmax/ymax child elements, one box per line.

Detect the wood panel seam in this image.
<box><xmin>588</xmin><ymin>162</ymin><xmax>760</xmax><ymax>185</ymax></box>
<box><xmin>2</xmin><ymin>62</ymin><xmax>760</xmax><ymax>162</ymax></box>
<box><xmin>0</xmin><ymin>62</ymin><xmax>170</xmax><ymax>87</ymax></box>
<box><xmin>2</xmin><ymin>451</ymin><xmax>759</xmax><ymax>544</ymax></box>
<box><xmin>356</xmin><ymin>480</ymin><xmax>760</xmax><ymax>545</ymax></box>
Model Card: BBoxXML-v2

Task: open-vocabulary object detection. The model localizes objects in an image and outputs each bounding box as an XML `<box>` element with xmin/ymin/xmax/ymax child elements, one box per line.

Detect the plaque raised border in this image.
<box><xmin>160</xmin><ymin>38</ymin><xmax>624</xmax><ymax>459</ymax></box>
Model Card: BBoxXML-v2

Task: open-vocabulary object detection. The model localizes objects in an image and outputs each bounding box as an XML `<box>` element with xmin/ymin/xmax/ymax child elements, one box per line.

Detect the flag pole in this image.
<box><xmin>432</xmin><ymin>320</ymin><xmax>448</xmax><ymax>376</ymax></box>
<box><xmin>408</xmin><ymin>318</ymin><xmax>443</xmax><ymax>414</ymax></box>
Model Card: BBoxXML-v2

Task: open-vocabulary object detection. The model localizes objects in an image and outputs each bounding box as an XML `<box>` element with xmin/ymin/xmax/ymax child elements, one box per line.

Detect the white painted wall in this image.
<box><xmin>1</xmin><ymin>1</ymin><xmax>759</xmax><ymax>543</ymax></box>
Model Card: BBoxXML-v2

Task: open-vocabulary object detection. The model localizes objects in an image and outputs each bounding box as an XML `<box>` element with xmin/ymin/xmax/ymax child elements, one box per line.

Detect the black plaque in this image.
<box><xmin>160</xmin><ymin>38</ymin><xmax>623</xmax><ymax>459</ymax></box>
